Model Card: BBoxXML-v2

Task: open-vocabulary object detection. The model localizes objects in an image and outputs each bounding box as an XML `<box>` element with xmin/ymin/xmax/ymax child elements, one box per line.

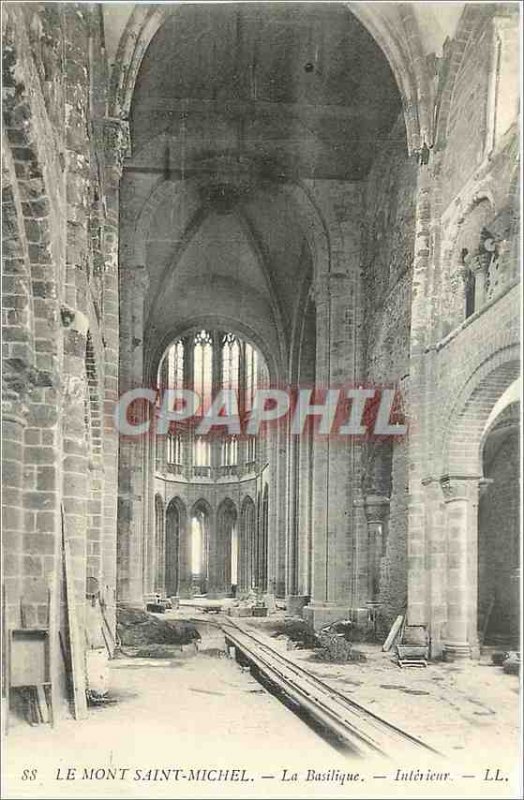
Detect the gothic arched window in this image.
<box><xmin>194</xmin><ymin>330</ymin><xmax>213</xmax><ymax>413</ymax></box>
<box><xmin>222</xmin><ymin>332</ymin><xmax>240</xmax><ymax>392</ymax></box>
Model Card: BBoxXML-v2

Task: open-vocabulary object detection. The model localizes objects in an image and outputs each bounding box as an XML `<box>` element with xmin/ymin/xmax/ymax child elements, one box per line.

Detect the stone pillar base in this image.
<box><xmin>286</xmin><ymin>595</ymin><xmax>310</xmax><ymax>617</ymax></box>
<box><xmin>207</xmin><ymin>589</ymin><xmax>234</xmax><ymax>600</ymax></box>
<box><xmin>443</xmin><ymin>641</ymin><xmax>471</xmax><ymax>661</ymax></box>
<box><xmin>119</xmin><ymin>598</ymin><xmax>146</xmax><ymax>610</ymax></box>
<box><xmin>303</xmin><ymin>603</ymin><xmax>349</xmax><ymax>630</ymax></box>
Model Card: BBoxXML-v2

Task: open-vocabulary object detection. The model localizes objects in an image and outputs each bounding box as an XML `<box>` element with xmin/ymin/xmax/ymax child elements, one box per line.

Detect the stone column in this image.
<box><xmin>97</xmin><ymin>116</ymin><xmax>129</xmax><ymax>628</ymax></box>
<box><xmin>363</xmin><ymin>495</ymin><xmax>390</xmax><ymax>604</ymax></box>
<box><xmin>297</xmin><ymin>423</ymin><xmax>313</xmax><ymax>598</ymax></box>
<box><xmin>304</xmin><ymin>273</ymin><xmax>355</xmax><ymax>628</ymax></box>
<box><xmin>117</xmin><ymin>264</ymin><xmax>149</xmax><ymax>604</ymax></box>
<box><xmin>440</xmin><ymin>475</ymin><xmax>481</xmax><ymax>660</ymax></box>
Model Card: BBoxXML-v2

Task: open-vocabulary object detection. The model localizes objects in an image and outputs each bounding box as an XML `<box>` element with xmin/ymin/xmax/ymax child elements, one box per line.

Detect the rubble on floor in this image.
<box><xmin>116</xmin><ymin>605</ymin><xmax>200</xmax><ymax>652</ymax></box>
<box><xmin>267</xmin><ymin>617</ymin><xmax>320</xmax><ymax>649</ymax></box>
<box><xmin>314</xmin><ymin>632</ymin><xmax>367</xmax><ymax>663</ymax></box>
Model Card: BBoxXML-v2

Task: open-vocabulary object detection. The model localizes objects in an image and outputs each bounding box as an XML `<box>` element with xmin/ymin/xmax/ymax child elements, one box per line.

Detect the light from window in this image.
<box><xmin>194</xmin><ymin>330</ymin><xmax>213</xmax><ymax>413</ymax></box>
<box><xmin>191</xmin><ymin>516</ymin><xmax>202</xmax><ymax>575</ymax></box>
<box><xmin>221</xmin><ymin>436</ymin><xmax>238</xmax><ymax>466</ymax></box>
<box><xmin>167</xmin><ymin>433</ymin><xmax>183</xmax><ymax>464</ymax></box>
<box><xmin>194</xmin><ymin>436</ymin><xmax>210</xmax><ymax>466</ymax></box>
<box><xmin>245</xmin><ymin>343</ymin><xmax>258</xmax><ymax>410</ymax></box>
<box><xmin>222</xmin><ymin>333</ymin><xmax>240</xmax><ymax>392</ymax></box>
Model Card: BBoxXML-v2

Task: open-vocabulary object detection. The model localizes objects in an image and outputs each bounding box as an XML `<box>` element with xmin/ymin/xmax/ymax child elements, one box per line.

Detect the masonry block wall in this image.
<box><xmin>403</xmin><ymin>4</ymin><xmax>521</xmax><ymax>656</ymax></box>
<box><xmin>3</xmin><ymin>3</ymin><xmax>520</xmax><ymax>679</ymax></box>
<box><xmin>2</xmin><ymin>4</ymin><xmax>119</xmax><ymax>686</ymax></box>
<box><xmin>360</xmin><ymin>115</ymin><xmax>418</xmax><ymax>630</ymax></box>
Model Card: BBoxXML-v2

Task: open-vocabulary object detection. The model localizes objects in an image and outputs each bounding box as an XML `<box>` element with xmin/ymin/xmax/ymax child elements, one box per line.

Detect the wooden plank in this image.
<box><xmin>62</xmin><ymin>508</ymin><xmax>88</xmax><ymax>720</ymax></box>
<box><xmin>35</xmin><ymin>685</ymin><xmax>49</xmax><ymax>724</ymax></box>
<box><xmin>47</xmin><ymin>580</ymin><xmax>59</xmax><ymax>727</ymax></box>
<box><xmin>382</xmin><ymin>614</ymin><xmax>404</xmax><ymax>652</ymax></box>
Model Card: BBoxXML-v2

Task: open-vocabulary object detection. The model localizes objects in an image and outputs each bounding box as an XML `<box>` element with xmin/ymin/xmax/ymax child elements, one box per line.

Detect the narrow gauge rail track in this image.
<box><xmin>222</xmin><ymin>618</ymin><xmax>441</xmax><ymax>760</ymax></box>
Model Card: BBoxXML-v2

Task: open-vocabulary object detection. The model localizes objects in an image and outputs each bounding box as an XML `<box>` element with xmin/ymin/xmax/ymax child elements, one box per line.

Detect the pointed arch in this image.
<box><xmin>189</xmin><ymin>498</ymin><xmax>212</xmax><ymax>595</ymax></box>
<box><xmin>110</xmin><ymin>4</ymin><xmax>426</xmax><ymax>151</ymax></box>
<box><xmin>165</xmin><ymin>496</ymin><xmax>187</xmax><ymax>597</ymax></box>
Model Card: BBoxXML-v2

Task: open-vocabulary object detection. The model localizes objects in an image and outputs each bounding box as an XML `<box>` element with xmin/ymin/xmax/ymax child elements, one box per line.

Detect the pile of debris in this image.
<box><xmin>492</xmin><ymin>650</ymin><xmax>520</xmax><ymax>675</ymax></box>
<box><xmin>314</xmin><ymin>632</ymin><xmax>367</xmax><ymax>663</ymax></box>
<box><xmin>269</xmin><ymin>618</ymin><xmax>319</xmax><ymax>650</ymax></box>
<box><xmin>116</xmin><ymin>605</ymin><xmax>200</xmax><ymax>656</ymax></box>
<box><xmin>312</xmin><ymin>620</ymin><xmax>370</xmax><ymax>663</ymax></box>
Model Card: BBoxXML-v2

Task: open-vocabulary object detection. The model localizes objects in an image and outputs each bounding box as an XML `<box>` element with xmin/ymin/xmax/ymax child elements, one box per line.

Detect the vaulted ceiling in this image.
<box><xmin>121</xmin><ymin>3</ymin><xmax>421</xmax><ymax>377</ymax></box>
<box><xmin>130</xmin><ymin>3</ymin><xmax>401</xmax><ymax>180</ymax></box>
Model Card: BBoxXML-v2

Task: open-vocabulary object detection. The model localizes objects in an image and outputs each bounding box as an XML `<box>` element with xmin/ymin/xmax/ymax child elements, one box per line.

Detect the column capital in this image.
<box><xmin>92</xmin><ymin>116</ymin><xmax>131</xmax><ymax>172</ymax></box>
<box><xmin>439</xmin><ymin>474</ymin><xmax>481</xmax><ymax>502</ymax></box>
<box><xmin>363</xmin><ymin>494</ymin><xmax>390</xmax><ymax>524</ymax></box>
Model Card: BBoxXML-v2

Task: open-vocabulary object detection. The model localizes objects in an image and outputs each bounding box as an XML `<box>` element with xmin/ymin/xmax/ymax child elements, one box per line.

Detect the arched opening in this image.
<box><xmin>478</xmin><ymin>401</ymin><xmax>520</xmax><ymax>649</ymax></box>
<box><xmin>165</xmin><ymin>498</ymin><xmax>187</xmax><ymax>597</ymax></box>
<box><xmin>189</xmin><ymin>500</ymin><xmax>211</xmax><ymax>596</ymax></box>
<box><xmin>117</xmin><ymin>0</ymin><xmax>416</xmax><ymax>620</ymax></box>
<box><xmin>212</xmin><ymin>499</ymin><xmax>238</xmax><ymax>597</ymax></box>
<box><xmin>155</xmin><ymin>329</ymin><xmax>269</xmax><ymax>481</ymax></box>
<box><xmin>440</xmin><ymin>359</ymin><xmax>521</xmax><ymax>659</ymax></box>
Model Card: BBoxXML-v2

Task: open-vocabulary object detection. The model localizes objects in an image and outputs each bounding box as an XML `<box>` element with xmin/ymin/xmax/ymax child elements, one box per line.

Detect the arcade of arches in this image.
<box><xmin>1</xmin><ymin>0</ymin><xmax>520</xmax><ymax>706</ymax></box>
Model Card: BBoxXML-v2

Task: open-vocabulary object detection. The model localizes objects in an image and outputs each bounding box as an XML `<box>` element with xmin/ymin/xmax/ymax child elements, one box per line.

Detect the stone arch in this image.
<box><xmin>188</xmin><ymin>498</ymin><xmax>212</xmax><ymax>595</ymax></box>
<box><xmin>165</xmin><ymin>496</ymin><xmax>187</xmax><ymax>597</ymax></box>
<box><xmin>442</xmin><ymin>346</ymin><xmax>520</xmax><ymax>479</ymax></box>
<box><xmin>437</xmin><ymin>346</ymin><xmax>520</xmax><ymax>659</ymax></box>
<box><xmin>440</xmin><ymin>193</ymin><xmax>501</xmax><ymax>334</ymax></box>
<box><xmin>347</xmin><ymin>3</ymin><xmax>431</xmax><ymax>150</ymax></box>
<box><xmin>130</xmin><ymin>168</ymin><xmax>330</xmax><ymax>303</ymax></box>
<box><xmin>480</xmin><ymin>379</ymin><xmax>520</xmax><ymax>452</ymax></box>
<box><xmin>433</xmin><ymin>5</ymin><xmax>494</xmax><ymax>150</ymax></box>
<box><xmin>147</xmin><ymin>317</ymin><xmax>277</xmax><ymax>389</ymax></box>
<box><xmin>111</xmin><ymin>4</ymin><xmax>426</xmax><ymax>152</ymax></box>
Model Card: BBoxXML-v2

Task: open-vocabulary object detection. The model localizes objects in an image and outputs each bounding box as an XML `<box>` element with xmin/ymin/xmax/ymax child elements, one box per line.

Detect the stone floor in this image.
<box><xmin>238</xmin><ymin>614</ymin><xmax>521</xmax><ymax>762</ymax></box>
<box><xmin>3</xmin><ymin>612</ymin><xmax>521</xmax><ymax>800</ymax></box>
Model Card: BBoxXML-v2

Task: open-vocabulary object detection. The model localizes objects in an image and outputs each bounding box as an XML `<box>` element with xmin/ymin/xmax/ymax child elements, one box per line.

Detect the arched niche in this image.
<box><xmin>189</xmin><ymin>499</ymin><xmax>212</xmax><ymax>596</ymax></box>
<box><xmin>165</xmin><ymin>497</ymin><xmax>187</xmax><ymax>597</ymax></box>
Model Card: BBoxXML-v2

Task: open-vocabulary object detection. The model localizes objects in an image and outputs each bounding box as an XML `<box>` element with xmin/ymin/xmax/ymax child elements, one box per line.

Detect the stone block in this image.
<box><xmin>303</xmin><ymin>604</ymin><xmax>350</xmax><ymax>630</ymax></box>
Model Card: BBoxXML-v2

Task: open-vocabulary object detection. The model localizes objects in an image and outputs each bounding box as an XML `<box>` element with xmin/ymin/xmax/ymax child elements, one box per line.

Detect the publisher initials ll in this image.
<box><xmin>484</xmin><ymin>768</ymin><xmax>507</xmax><ymax>782</ymax></box>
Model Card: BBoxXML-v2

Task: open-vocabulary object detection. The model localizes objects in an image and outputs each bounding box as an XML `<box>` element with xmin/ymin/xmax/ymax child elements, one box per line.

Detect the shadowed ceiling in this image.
<box><xmin>125</xmin><ymin>3</ymin><xmax>407</xmax><ymax>377</ymax></box>
<box><xmin>130</xmin><ymin>3</ymin><xmax>402</xmax><ymax>180</ymax></box>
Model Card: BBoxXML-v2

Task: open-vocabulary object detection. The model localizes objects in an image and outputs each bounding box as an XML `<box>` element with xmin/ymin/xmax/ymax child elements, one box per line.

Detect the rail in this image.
<box><xmin>222</xmin><ymin>618</ymin><xmax>441</xmax><ymax>760</ymax></box>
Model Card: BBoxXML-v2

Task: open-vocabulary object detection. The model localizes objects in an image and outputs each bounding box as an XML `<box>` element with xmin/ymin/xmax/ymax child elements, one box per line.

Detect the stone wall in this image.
<box><xmin>2</xmin><ymin>4</ymin><xmax>119</xmax><ymax>675</ymax></box>
<box><xmin>360</xmin><ymin>114</ymin><xmax>417</xmax><ymax>628</ymax></box>
<box><xmin>402</xmin><ymin>4</ymin><xmax>520</xmax><ymax>655</ymax></box>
